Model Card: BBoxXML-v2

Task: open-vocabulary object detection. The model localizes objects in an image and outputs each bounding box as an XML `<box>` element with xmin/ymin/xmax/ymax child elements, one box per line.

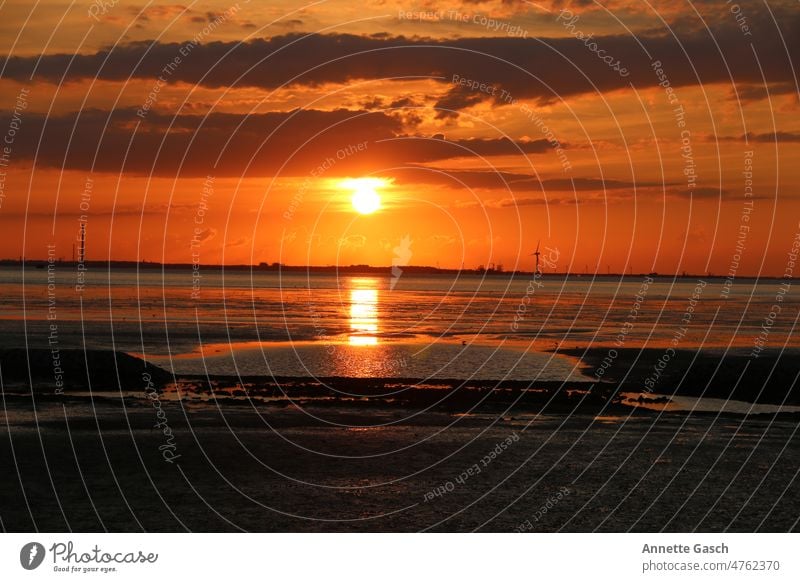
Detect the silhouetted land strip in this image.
<box><xmin>0</xmin><ymin>260</ymin><xmax>785</xmax><ymax>280</ymax></box>
<box><xmin>0</xmin><ymin>348</ymin><xmax>171</xmax><ymax>391</ymax></box>
<box><xmin>557</xmin><ymin>347</ymin><xmax>800</xmax><ymax>406</ymax></box>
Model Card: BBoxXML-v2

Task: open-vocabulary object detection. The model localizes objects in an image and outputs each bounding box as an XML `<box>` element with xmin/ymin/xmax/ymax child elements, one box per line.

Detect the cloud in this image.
<box><xmin>454</xmin><ymin>185</ymin><xmax>745</xmax><ymax>209</ymax></box>
<box><xmin>0</xmin><ymin>107</ymin><xmax>398</xmax><ymax>177</ymax></box>
<box><xmin>3</xmin><ymin>20</ymin><xmax>797</xmax><ymax>108</ymax></box>
<box><xmin>434</xmin><ymin>89</ymin><xmax>485</xmax><ymax>119</ymax></box>
<box><xmin>669</xmin><ymin>186</ymin><xmax>775</xmax><ymax>201</ymax></box>
<box><xmin>0</xmin><ymin>108</ymin><xmax>554</xmax><ymax>176</ymax></box>
<box><xmin>746</xmin><ymin>132</ymin><xmax>800</xmax><ymax>143</ymax></box>
<box><xmin>225</xmin><ymin>236</ymin><xmax>249</xmax><ymax>248</ymax></box>
<box><xmin>712</xmin><ymin>131</ymin><xmax>800</xmax><ymax>143</ymax></box>
<box><xmin>274</xmin><ymin>18</ymin><xmax>304</xmax><ymax>29</ymax></box>
<box><xmin>391</xmin><ymin>167</ymin><xmax>672</xmax><ymax>192</ymax></box>
<box><xmin>130</xmin><ymin>4</ymin><xmax>192</xmax><ymax>22</ymax></box>
<box><xmin>377</xmin><ymin>135</ymin><xmax>555</xmax><ymax>162</ymax></box>
<box><xmin>669</xmin><ymin>187</ymin><xmax>727</xmax><ymax>199</ymax></box>
<box><xmin>194</xmin><ymin>227</ymin><xmax>217</xmax><ymax>243</ymax></box>
<box><xmin>731</xmin><ymin>82</ymin><xmax>799</xmax><ymax>102</ymax></box>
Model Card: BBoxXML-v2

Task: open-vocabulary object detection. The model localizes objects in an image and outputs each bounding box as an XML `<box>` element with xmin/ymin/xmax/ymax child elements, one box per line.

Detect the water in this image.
<box><xmin>1</xmin><ymin>266</ymin><xmax>797</xmax><ymax>380</ymax></box>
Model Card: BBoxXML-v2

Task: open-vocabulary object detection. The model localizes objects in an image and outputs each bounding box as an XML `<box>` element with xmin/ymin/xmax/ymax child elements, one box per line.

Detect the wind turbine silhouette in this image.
<box><xmin>531</xmin><ymin>240</ymin><xmax>541</xmax><ymax>275</ymax></box>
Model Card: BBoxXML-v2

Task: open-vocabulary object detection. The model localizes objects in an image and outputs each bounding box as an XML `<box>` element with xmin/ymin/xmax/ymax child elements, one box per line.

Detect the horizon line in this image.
<box><xmin>0</xmin><ymin>258</ymin><xmax>787</xmax><ymax>280</ymax></box>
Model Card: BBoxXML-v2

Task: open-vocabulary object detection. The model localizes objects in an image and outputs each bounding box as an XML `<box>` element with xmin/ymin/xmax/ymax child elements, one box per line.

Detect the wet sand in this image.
<box><xmin>557</xmin><ymin>347</ymin><xmax>800</xmax><ymax>406</ymax></box>
<box><xmin>1</xmin><ymin>394</ymin><xmax>798</xmax><ymax>532</ymax></box>
<box><xmin>1</xmin><ymin>348</ymin><xmax>798</xmax><ymax>532</ymax></box>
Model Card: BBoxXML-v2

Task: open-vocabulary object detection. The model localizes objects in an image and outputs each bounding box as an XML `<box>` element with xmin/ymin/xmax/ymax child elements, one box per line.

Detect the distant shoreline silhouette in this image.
<box><xmin>0</xmin><ymin>259</ymin><xmax>780</xmax><ymax>280</ymax></box>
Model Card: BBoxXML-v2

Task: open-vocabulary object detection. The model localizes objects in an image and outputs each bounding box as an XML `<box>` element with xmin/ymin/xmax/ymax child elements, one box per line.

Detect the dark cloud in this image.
<box><xmin>667</xmin><ymin>186</ymin><xmax>772</xmax><ymax>200</ymax></box>
<box><xmin>732</xmin><ymin>82</ymin><xmax>799</xmax><ymax>102</ymax></box>
<box><xmin>670</xmin><ymin>187</ymin><xmax>727</xmax><ymax>199</ymax></box>
<box><xmin>195</xmin><ymin>228</ymin><xmax>217</xmax><ymax>243</ymax></box>
<box><xmin>434</xmin><ymin>89</ymin><xmax>485</xmax><ymax>119</ymax></box>
<box><xmin>747</xmin><ymin>131</ymin><xmax>800</xmax><ymax>143</ymax></box>
<box><xmin>0</xmin><ymin>109</ymin><xmax>555</xmax><ymax>176</ymax></box>
<box><xmin>3</xmin><ymin>18</ymin><xmax>797</xmax><ymax>108</ymax></box>
<box><xmin>451</xmin><ymin>184</ymin><xmax>743</xmax><ymax>209</ymax></box>
<box><xmin>390</xmin><ymin>167</ymin><xmax>670</xmax><ymax>192</ymax></box>
<box><xmin>0</xmin><ymin>108</ymin><xmax>398</xmax><ymax>177</ymax></box>
<box><xmin>712</xmin><ymin>131</ymin><xmax>800</xmax><ymax>143</ymax></box>
<box><xmin>128</xmin><ymin>4</ymin><xmax>193</xmax><ymax>23</ymax></box>
<box><xmin>381</xmin><ymin>136</ymin><xmax>554</xmax><ymax>163</ymax></box>
<box><xmin>389</xmin><ymin>96</ymin><xmax>420</xmax><ymax>108</ymax></box>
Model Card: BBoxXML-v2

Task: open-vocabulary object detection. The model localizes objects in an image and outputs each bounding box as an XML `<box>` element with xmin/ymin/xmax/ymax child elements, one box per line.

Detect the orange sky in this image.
<box><xmin>0</xmin><ymin>0</ymin><xmax>798</xmax><ymax>275</ymax></box>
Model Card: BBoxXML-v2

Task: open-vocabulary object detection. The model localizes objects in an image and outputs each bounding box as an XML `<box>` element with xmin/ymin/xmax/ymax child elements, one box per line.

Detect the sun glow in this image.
<box><xmin>349</xmin><ymin>287</ymin><xmax>378</xmax><ymax>345</ymax></box>
<box><xmin>343</xmin><ymin>178</ymin><xmax>386</xmax><ymax>215</ymax></box>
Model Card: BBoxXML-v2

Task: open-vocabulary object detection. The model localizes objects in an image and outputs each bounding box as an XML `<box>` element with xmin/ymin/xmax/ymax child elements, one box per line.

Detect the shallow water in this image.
<box><xmin>621</xmin><ymin>392</ymin><xmax>800</xmax><ymax>415</ymax></box>
<box><xmin>2</xmin><ymin>266</ymin><xmax>798</xmax><ymax>380</ymax></box>
<box><xmin>150</xmin><ymin>339</ymin><xmax>589</xmax><ymax>381</ymax></box>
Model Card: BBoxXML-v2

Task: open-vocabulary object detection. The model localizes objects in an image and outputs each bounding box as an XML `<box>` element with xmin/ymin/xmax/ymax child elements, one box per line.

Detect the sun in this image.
<box><xmin>352</xmin><ymin>187</ymin><xmax>380</xmax><ymax>215</ymax></box>
<box><xmin>343</xmin><ymin>178</ymin><xmax>386</xmax><ymax>215</ymax></box>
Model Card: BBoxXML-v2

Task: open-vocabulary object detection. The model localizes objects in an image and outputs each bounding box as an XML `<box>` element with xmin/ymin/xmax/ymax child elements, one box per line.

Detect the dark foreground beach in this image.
<box><xmin>1</xmin><ymin>348</ymin><xmax>798</xmax><ymax>532</ymax></box>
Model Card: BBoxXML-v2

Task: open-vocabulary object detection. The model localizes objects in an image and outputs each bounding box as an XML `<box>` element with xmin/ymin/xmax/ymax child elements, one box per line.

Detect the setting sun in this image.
<box><xmin>352</xmin><ymin>187</ymin><xmax>380</xmax><ymax>214</ymax></box>
<box><xmin>344</xmin><ymin>178</ymin><xmax>384</xmax><ymax>215</ymax></box>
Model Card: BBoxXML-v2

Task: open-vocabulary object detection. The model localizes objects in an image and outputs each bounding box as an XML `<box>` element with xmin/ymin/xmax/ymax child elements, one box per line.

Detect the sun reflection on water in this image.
<box><xmin>349</xmin><ymin>284</ymin><xmax>378</xmax><ymax>346</ymax></box>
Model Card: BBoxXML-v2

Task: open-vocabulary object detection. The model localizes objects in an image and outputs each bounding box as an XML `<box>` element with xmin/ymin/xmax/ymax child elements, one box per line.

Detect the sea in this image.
<box><xmin>1</xmin><ymin>265</ymin><xmax>796</xmax><ymax>383</ymax></box>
